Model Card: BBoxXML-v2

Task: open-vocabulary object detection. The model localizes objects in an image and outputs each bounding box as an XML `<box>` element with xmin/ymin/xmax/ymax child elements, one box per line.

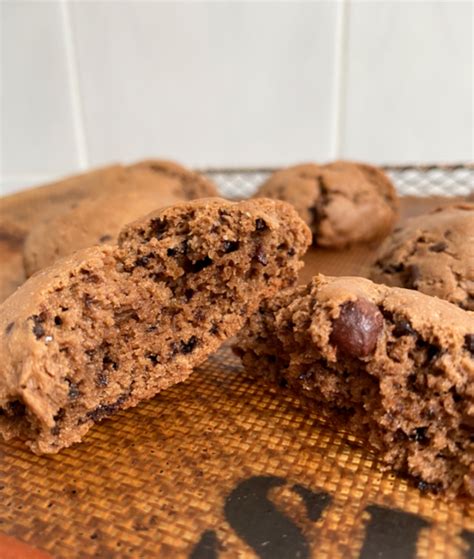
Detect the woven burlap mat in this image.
<box><xmin>0</xmin><ymin>196</ymin><xmax>472</xmax><ymax>558</ymax></box>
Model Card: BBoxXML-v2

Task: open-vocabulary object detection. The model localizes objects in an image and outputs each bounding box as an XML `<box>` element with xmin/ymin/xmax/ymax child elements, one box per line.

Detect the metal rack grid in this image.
<box><xmin>202</xmin><ymin>162</ymin><xmax>474</xmax><ymax>199</ymax></box>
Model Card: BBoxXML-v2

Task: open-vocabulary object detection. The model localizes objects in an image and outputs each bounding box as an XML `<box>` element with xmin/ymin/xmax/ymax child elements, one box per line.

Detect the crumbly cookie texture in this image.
<box><xmin>371</xmin><ymin>204</ymin><xmax>474</xmax><ymax>310</ymax></box>
<box><xmin>23</xmin><ymin>160</ymin><xmax>219</xmax><ymax>276</ymax></box>
<box><xmin>0</xmin><ymin>198</ymin><xmax>311</xmax><ymax>454</ymax></box>
<box><xmin>255</xmin><ymin>161</ymin><xmax>399</xmax><ymax>248</ymax></box>
<box><xmin>233</xmin><ymin>274</ymin><xmax>474</xmax><ymax>497</ymax></box>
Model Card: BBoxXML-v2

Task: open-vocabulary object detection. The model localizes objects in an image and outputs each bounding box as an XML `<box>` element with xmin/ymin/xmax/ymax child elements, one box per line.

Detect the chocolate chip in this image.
<box><xmin>450</xmin><ymin>388</ymin><xmax>462</xmax><ymax>403</ymax></box>
<box><xmin>330</xmin><ymin>299</ymin><xmax>383</xmax><ymax>358</ymax></box>
<box><xmin>167</xmin><ymin>243</ymin><xmax>188</xmax><ymax>258</ymax></box>
<box><xmin>297</xmin><ymin>371</ymin><xmax>312</xmax><ymax>382</ymax></box>
<box><xmin>4</xmin><ymin>400</ymin><xmax>26</xmax><ymax>417</ymax></box>
<box><xmin>136</xmin><ymin>255</ymin><xmax>150</xmax><ymax>266</ymax></box>
<box><xmin>287</xmin><ymin>247</ymin><xmax>296</xmax><ymax>256</ymax></box>
<box><xmin>416</xmin><ymin>479</ymin><xmax>440</xmax><ymax>494</ymax></box>
<box><xmin>209</xmin><ymin>324</ymin><xmax>219</xmax><ymax>335</ymax></box>
<box><xmin>30</xmin><ymin>313</ymin><xmax>46</xmax><ymax>339</ymax></box>
<box><xmin>53</xmin><ymin>408</ymin><xmax>65</xmax><ymax>424</ymax></box>
<box><xmin>194</xmin><ymin>308</ymin><xmax>205</xmax><ymax>321</ymax></box>
<box><xmin>96</xmin><ymin>371</ymin><xmax>109</xmax><ymax>388</ymax></box>
<box><xmin>150</xmin><ymin>218</ymin><xmax>168</xmax><ymax>239</ymax></box>
<box><xmin>407</xmin><ymin>264</ymin><xmax>421</xmax><ymax>288</ymax></box>
<box><xmin>146</xmin><ymin>353</ymin><xmax>159</xmax><ymax>365</ymax></box>
<box><xmin>54</xmin><ymin>316</ymin><xmax>62</xmax><ymax>326</ymax></box>
<box><xmin>85</xmin><ymin>393</ymin><xmax>129</xmax><ymax>423</ymax></box>
<box><xmin>223</xmin><ymin>240</ymin><xmax>239</xmax><ymax>253</ymax></box>
<box><xmin>5</xmin><ymin>322</ymin><xmax>14</xmax><ymax>335</ymax></box>
<box><xmin>278</xmin><ymin>377</ymin><xmax>288</xmax><ymax>388</ymax></box>
<box><xmin>254</xmin><ymin>243</ymin><xmax>268</xmax><ymax>266</ymax></box>
<box><xmin>394</xmin><ymin>429</ymin><xmax>408</xmax><ymax>442</ymax></box>
<box><xmin>255</xmin><ymin>218</ymin><xmax>268</xmax><ymax>232</ymax></box>
<box><xmin>103</xmin><ymin>354</ymin><xmax>117</xmax><ymax>370</ymax></box>
<box><xmin>393</xmin><ymin>319</ymin><xmax>415</xmax><ymax>337</ymax></box>
<box><xmin>66</xmin><ymin>379</ymin><xmax>80</xmax><ymax>400</ymax></box>
<box><xmin>382</xmin><ymin>263</ymin><xmax>404</xmax><ymax>274</ymax></box>
<box><xmin>99</xmin><ymin>234</ymin><xmax>112</xmax><ymax>243</ymax></box>
<box><xmin>409</xmin><ymin>427</ymin><xmax>429</xmax><ymax>444</ymax></box>
<box><xmin>184</xmin><ymin>256</ymin><xmax>213</xmax><ymax>273</ymax></box>
<box><xmin>429</xmin><ymin>241</ymin><xmax>447</xmax><ymax>252</ymax></box>
<box><xmin>180</xmin><ymin>336</ymin><xmax>198</xmax><ymax>354</ymax></box>
<box><xmin>407</xmin><ymin>373</ymin><xmax>425</xmax><ymax>393</ymax></box>
<box><xmin>309</xmin><ymin>206</ymin><xmax>321</xmax><ymax>228</ymax></box>
<box><xmin>464</xmin><ymin>334</ymin><xmax>474</xmax><ymax>354</ymax></box>
<box><xmin>425</xmin><ymin>344</ymin><xmax>440</xmax><ymax>363</ymax></box>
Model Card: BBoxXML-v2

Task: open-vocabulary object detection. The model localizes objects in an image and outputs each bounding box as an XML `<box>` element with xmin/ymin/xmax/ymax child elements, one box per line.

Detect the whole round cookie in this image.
<box><xmin>371</xmin><ymin>203</ymin><xmax>474</xmax><ymax>310</ymax></box>
<box><xmin>255</xmin><ymin>161</ymin><xmax>399</xmax><ymax>248</ymax></box>
<box><xmin>23</xmin><ymin>160</ymin><xmax>219</xmax><ymax>276</ymax></box>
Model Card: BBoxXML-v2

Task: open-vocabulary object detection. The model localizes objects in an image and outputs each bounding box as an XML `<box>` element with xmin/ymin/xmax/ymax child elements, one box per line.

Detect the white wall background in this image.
<box><xmin>1</xmin><ymin>0</ymin><xmax>473</xmax><ymax>196</ymax></box>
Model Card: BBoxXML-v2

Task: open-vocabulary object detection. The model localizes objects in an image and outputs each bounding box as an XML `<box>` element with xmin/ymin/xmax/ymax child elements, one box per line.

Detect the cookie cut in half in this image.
<box><xmin>0</xmin><ymin>198</ymin><xmax>311</xmax><ymax>453</ymax></box>
<box><xmin>23</xmin><ymin>160</ymin><xmax>219</xmax><ymax>276</ymax></box>
<box><xmin>255</xmin><ymin>161</ymin><xmax>398</xmax><ymax>248</ymax></box>
<box><xmin>234</xmin><ymin>274</ymin><xmax>474</xmax><ymax>497</ymax></box>
<box><xmin>371</xmin><ymin>203</ymin><xmax>474</xmax><ymax>310</ymax></box>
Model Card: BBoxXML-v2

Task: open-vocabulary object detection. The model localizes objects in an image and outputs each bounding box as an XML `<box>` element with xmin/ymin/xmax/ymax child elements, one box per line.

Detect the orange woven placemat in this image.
<box><xmin>0</xmin><ymin>196</ymin><xmax>472</xmax><ymax>559</ymax></box>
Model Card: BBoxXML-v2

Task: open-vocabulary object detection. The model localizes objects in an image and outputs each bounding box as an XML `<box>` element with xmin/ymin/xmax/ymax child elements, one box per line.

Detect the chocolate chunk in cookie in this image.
<box><xmin>0</xmin><ymin>198</ymin><xmax>311</xmax><ymax>454</ymax></box>
<box><xmin>331</xmin><ymin>299</ymin><xmax>383</xmax><ymax>358</ymax></box>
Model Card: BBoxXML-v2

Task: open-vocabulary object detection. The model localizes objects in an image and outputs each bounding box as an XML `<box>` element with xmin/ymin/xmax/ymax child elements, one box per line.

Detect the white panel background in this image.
<box><xmin>1</xmin><ymin>1</ymin><xmax>79</xmax><ymax>178</ymax></box>
<box><xmin>0</xmin><ymin>0</ymin><xmax>472</xmax><ymax>196</ymax></box>
<box><xmin>341</xmin><ymin>0</ymin><xmax>473</xmax><ymax>163</ymax></box>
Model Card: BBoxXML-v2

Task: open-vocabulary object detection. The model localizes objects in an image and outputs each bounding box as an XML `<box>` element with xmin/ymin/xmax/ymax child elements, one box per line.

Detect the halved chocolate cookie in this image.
<box><xmin>0</xmin><ymin>198</ymin><xmax>311</xmax><ymax>453</ymax></box>
<box><xmin>234</xmin><ymin>274</ymin><xmax>474</xmax><ymax>497</ymax></box>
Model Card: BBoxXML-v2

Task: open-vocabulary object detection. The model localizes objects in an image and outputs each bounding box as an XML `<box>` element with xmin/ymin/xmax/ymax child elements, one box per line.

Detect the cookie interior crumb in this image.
<box><xmin>0</xmin><ymin>198</ymin><xmax>311</xmax><ymax>453</ymax></box>
<box><xmin>234</xmin><ymin>274</ymin><xmax>474</xmax><ymax>497</ymax></box>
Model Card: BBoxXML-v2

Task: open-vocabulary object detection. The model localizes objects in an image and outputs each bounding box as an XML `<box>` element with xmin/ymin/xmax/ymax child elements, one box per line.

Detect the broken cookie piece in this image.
<box><xmin>371</xmin><ymin>203</ymin><xmax>474</xmax><ymax>310</ymax></box>
<box><xmin>234</xmin><ymin>274</ymin><xmax>474</xmax><ymax>497</ymax></box>
<box><xmin>0</xmin><ymin>198</ymin><xmax>311</xmax><ymax>453</ymax></box>
<box><xmin>255</xmin><ymin>161</ymin><xmax>399</xmax><ymax>248</ymax></box>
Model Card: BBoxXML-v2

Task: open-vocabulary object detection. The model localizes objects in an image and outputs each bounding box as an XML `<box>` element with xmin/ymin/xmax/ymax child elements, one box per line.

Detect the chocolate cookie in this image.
<box><xmin>23</xmin><ymin>161</ymin><xmax>219</xmax><ymax>276</ymax></box>
<box><xmin>233</xmin><ymin>274</ymin><xmax>474</xmax><ymax>497</ymax></box>
<box><xmin>371</xmin><ymin>204</ymin><xmax>474</xmax><ymax>310</ymax></box>
<box><xmin>0</xmin><ymin>198</ymin><xmax>311</xmax><ymax>453</ymax></box>
<box><xmin>0</xmin><ymin>164</ymin><xmax>123</xmax><ymax>236</ymax></box>
<box><xmin>255</xmin><ymin>161</ymin><xmax>399</xmax><ymax>248</ymax></box>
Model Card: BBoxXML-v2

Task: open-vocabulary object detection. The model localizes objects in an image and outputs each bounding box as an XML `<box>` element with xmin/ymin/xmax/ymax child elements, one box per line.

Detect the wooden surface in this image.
<box><xmin>0</xmin><ymin>193</ymin><xmax>472</xmax><ymax>559</ymax></box>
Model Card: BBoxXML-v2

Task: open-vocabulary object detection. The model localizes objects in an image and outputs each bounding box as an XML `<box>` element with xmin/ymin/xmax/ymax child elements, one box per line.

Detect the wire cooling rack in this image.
<box><xmin>202</xmin><ymin>162</ymin><xmax>474</xmax><ymax>199</ymax></box>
